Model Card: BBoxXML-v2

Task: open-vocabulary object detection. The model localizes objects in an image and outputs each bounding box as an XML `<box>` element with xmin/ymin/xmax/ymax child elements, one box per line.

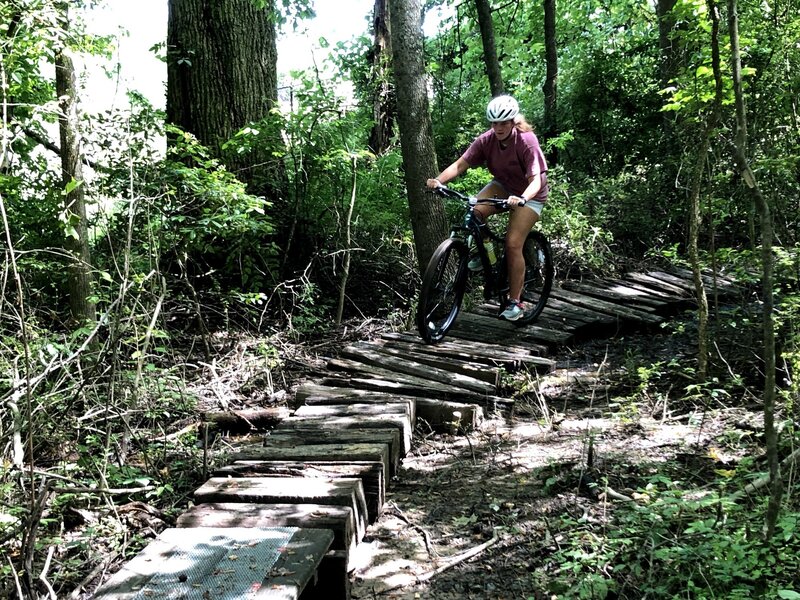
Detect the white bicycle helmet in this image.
<box><xmin>486</xmin><ymin>95</ymin><xmax>519</xmax><ymax>122</ymax></box>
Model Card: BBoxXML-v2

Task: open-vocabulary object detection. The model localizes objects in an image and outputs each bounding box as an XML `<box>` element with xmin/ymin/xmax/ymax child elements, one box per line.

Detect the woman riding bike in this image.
<box><xmin>426</xmin><ymin>95</ymin><xmax>549</xmax><ymax>321</ymax></box>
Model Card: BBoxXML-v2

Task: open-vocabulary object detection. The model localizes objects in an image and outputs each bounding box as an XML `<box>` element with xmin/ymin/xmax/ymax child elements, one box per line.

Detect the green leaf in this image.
<box><xmin>778</xmin><ymin>592</ymin><xmax>800</xmax><ymax>599</ymax></box>
<box><xmin>63</xmin><ymin>177</ymin><xmax>83</xmax><ymax>195</ymax></box>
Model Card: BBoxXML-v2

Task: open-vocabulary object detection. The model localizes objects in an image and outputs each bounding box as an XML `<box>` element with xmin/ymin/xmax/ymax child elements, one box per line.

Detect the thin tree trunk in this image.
<box><xmin>56</xmin><ymin>5</ymin><xmax>96</xmax><ymax>325</ymax></box>
<box><xmin>687</xmin><ymin>136</ymin><xmax>710</xmax><ymax>381</ymax></box>
<box><xmin>474</xmin><ymin>0</ymin><xmax>504</xmax><ymax>96</ymax></box>
<box><xmin>542</xmin><ymin>0</ymin><xmax>558</xmax><ymax>144</ymax></box>
<box><xmin>707</xmin><ymin>0</ymin><xmax>725</xmax><ymax>320</ymax></box>
<box><xmin>727</xmin><ymin>0</ymin><xmax>781</xmax><ymax>539</ymax></box>
<box><xmin>368</xmin><ymin>0</ymin><xmax>395</xmax><ymax>155</ymax></box>
<box><xmin>388</xmin><ymin>0</ymin><xmax>449</xmax><ymax>270</ymax></box>
<box><xmin>336</xmin><ymin>156</ymin><xmax>358</xmax><ymax>325</ymax></box>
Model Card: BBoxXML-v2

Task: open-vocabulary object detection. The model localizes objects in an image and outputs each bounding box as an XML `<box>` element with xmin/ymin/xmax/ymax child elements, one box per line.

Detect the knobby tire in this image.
<box><xmin>417</xmin><ymin>238</ymin><xmax>470</xmax><ymax>343</ymax></box>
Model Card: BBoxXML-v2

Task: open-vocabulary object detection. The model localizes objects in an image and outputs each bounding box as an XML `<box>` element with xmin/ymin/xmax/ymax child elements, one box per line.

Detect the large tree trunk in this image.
<box><xmin>166</xmin><ymin>0</ymin><xmax>279</xmax><ymax>194</ymax></box>
<box><xmin>727</xmin><ymin>0</ymin><xmax>781</xmax><ymax>540</ymax></box>
<box><xmin>542</xmin><ymin>0</ymin><xmax>558</xmax><ymax>160</ymax></box>
<box><xmin>388</xmin><ymin>0</ymin><xmax>449</xmax><ymax>270</ymax></box>
<box><xmin>474</xmin><ymin>0</ymin><xmax>504</xmax><ymax>96</ymax></box>
<box><xmin>56</xmin><ymin>5</ymin><xmax>96</xmax><ymax>325</ymax></box>
<box><xmin>368</xmin><ymin>0</ymin><xmax>396</xmax><ymax>155</ymax></box>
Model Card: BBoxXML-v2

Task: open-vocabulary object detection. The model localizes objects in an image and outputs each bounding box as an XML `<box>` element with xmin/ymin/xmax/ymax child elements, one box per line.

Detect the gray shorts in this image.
<box><xmin>483</xmin><ymin>179</ymin><xmax>545</xmax><ymax>216</ymax></box>
<box><xmin>523</xmin><ymin>199</ymin><xmax>545</xmax><ymax>216</ymax></box>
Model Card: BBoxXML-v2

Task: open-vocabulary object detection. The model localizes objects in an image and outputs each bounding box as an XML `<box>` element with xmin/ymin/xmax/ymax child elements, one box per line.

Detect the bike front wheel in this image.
<box><xmin>416</xmin><ymin>238</ymin><xmax>470</xmax><ymax>343</ymax></box>
<box><xmin>501</xmin><ymin>230</ymin><xmax>553</xmax><ymax>325</ymax></box>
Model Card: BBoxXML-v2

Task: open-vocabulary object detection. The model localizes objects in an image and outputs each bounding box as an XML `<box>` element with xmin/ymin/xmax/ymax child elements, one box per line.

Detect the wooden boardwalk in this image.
<box><xmin>91</xmin><ymin>269</ymin><xmax>739</xmax><ymax>599</ymax></box>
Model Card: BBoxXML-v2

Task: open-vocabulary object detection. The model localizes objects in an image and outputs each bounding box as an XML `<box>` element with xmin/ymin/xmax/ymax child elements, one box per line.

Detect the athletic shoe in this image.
<box><xmin>500</xmin><ymin>299</ymin><xmax>524</xmax><ymax>321</ymax></box>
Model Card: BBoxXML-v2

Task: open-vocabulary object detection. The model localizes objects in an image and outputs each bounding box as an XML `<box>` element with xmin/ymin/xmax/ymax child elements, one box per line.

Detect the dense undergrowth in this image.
<box><xmin>2</xmin><ymin>264</ymin><xmax>799</xmax><ymax>598</ymax></box>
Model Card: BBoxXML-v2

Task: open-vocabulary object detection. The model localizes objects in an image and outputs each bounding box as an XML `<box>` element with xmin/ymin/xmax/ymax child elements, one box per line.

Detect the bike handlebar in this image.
<box><xmin>430</xmin><ymin>185</ymin><xmax>513</xmax><ymax>208</ymax></box>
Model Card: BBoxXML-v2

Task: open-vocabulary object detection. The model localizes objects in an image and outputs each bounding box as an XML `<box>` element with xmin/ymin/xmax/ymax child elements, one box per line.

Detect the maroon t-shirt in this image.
<box><xmin>461</xmin><ymin>128</ymin><xmax>549</xmax><ymax>201</ymax></box>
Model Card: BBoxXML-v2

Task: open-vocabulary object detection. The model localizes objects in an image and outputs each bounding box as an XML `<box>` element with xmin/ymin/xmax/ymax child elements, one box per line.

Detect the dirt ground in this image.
<box><xmin>348</xmin><ymin>328</ymin><xmax>765</xmax><ymax>599</ymax></box>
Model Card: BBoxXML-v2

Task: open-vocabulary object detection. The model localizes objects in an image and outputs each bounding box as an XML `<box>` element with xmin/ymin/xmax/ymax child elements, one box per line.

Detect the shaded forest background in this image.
<box><xmin>1</xmin><ymin>0</ymin><xmax>799</xmax><ymax>597</ymax></box>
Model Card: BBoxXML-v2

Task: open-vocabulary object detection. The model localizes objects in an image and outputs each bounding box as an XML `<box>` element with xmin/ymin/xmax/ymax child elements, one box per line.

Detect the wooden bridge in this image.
<box><xmin>91</xmin><ymin>268</ymin><xmax>739</xmax><ymax>599</ymax></box>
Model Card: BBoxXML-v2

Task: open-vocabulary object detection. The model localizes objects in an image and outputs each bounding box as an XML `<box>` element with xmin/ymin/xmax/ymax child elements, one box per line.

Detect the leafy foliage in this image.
<box><xmin>542</xmin><ymin>471</ymin><xmax>800</xmax><ymax>599</ymax></box>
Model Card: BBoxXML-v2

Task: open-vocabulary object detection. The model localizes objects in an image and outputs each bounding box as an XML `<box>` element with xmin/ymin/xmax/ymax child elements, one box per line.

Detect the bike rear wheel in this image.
<box><xmin>501</xmin><ymin>230</ymin><xmax>553</xmax><ymax>325</ymax></box>
<box><xmin>417</xmin><ymin>238</ymin><xmax>470</xmax><ymax>343</ymax></box>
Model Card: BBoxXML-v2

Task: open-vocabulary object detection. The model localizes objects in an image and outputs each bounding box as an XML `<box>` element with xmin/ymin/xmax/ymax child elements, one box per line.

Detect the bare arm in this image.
<box><xmin>508</xmin><ymin>173</ymin><xmax>543</xmax><ymax>205</ymax></box>
<box><xmin>426</xmin><ymin>158</ymin><xmax>470</xmax><ymax>188</ymax></box>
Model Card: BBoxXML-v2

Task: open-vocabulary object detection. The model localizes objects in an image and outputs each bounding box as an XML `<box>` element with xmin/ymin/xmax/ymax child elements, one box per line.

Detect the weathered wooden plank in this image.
<box><xmin>174</xmin><ymin>508</ymin><xmax>352</xmax><ymax>598</ymax></box>
<box><xmin>294</xmin><ymin>384</ymin><xmax>483</xmax><ymax>431</ymax></box>
<box><xmin>194</xmin><ymin>477</ymin><xmax>369</xmax><ymax>541</ymax></box>
<box><xmin>228</xmin><ymin>443</ymin><xmax>392</xmax><ymax>492</ymax></box>
<box><xmin>415</xmin><ymin>398</ymin><xmax>483</xmax><ymax>432</ymax></box>
<box><xmin>351</xmin><ymin>341</ymin><xmax>501</xmax><ymax>386</ymax></box>
<box><xmin>451</xmin><ymin>311</ymin><xmax>573</xmax><ymax>345</ymax></box>
<box><xmin>563</xmin><ymin>280</ymin><xmax>668</xmax><ymax>310</ymax></box>
<box><xmin>549</xmin><ymin>288</ymin><xmax>663</xmax><ymax>324</ymax></box>
<box><xmin>290</xmin><ymin>403</ymin><xmax>412</xmax><ymax>457</ymax></box>
<box><xmin>265</xmin><ymin>425</ymin><xmax>403</xmax><ymax>474</ymax></box>
<box><xmin>472</xmin><ymin>302</ymin><xmax>586</xmax><ymax>333</ymax></box>
<box><xmin>379</xmin><ymin>333</ymin><xmax>554</xmax><ymax>371</ymax></box>
<box><xmin>533</xmin><ymin>311</ymin><xmax>587</xmax><ymax>332</ymax></box>
<box><xmin>336</xmin><ymin>345</ymin><xmax>497</xmax><ymax>395</ymax></box>
<box><xmin>381</xmin><ymin>331</ymin><xmax>548</xmax><ymax>359</ymax></box>
<box><xmin>668</xmin><ymin>266</ymin><xmax>740</xmax><ymax>294</ymax></box>
<box><xmin>623</xmin><ymin>272</ymin><xmax>692</xmax><ymax>297</ymax></box>
<box><xmin>176</xmin><ymin>502</ymin><xmax>356</xmax><ymax>560</ymax></box>
<box><xmin>601</xmin><ymin>278</ymin><xmax>690</xmax><ymax>303</ymax></box>
<box><xmin>323</xmin><ymin>360</ymin><xmax>498</xmax><ymax>404</ymax></box>
<box><xmin>201</xmin><ymin>407</ymin><xmax>290</xmax><ymax>434</ymax></box>
<box><xmin>306</xmin><ymin>548</ymin><xmax>350</xmax><ymax>600</ymax></box>
<box><xmin>443</xmin><ymin>322</ymin><xmax>553</xmax><ymax>353</ymax></box>
<box><xmin>318</xmin><ymin>375</ymin><xmax>515</xmax><ymax>412</ymax></box>
<box><xmin>211</xmin><ymin>461</ymin><xmax>384</xmax><ymax>525</ymax></box>
<box><xmin>294</xmin><ymin>383</ymin><xmax>417</xmax><ymax>419</ymax></box>
<box><xmin>276</xmin><ymin>418</ymin><xmax>407</xmax><ymax>468</ymax></box>
<box><xmin>543</xmin><ymin>297</ymin><xmax>618</xmax><ymax>325</ymax></box>
<box><xmin>92</xmin><ymin>527</ymin><xmax>333</xmax><ymax>600</ymax></box>
<box><xmin>645</xmin><ymin>270</ymin><xmax>698</xmax><ymax>294</ymax></box>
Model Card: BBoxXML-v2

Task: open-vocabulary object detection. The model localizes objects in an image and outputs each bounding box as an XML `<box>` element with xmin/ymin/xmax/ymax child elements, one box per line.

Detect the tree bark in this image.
<box><xmin>388</xmin><ymin>0</ymin><xmax>449</xmax><ymax>270</ymax></box>
<box><xmin>368</xmin><ymin>0</ymin><xmax>396</xmax><ymax>155</ymax></box>
<box><xmin>727</xmin><ymin>0</ymin><xmax>781</xmax><ymax>540</ymax></box>
<box><xmin>656</xmin><ymin>0</ymin><xmax>679</xmax><ymax>89</ymax></box>
<box><xmin>336</xmin><ymin>156</ymin><xmax>358</xmax><ymax>325</ymax></box>
<box><xmin>56</xmin><ymin>5</ymin><xmax>96</xmax><ymax>325</ymax></box>
<box><xmin>474</xmin><ymin>0</ymin><xmax>504</xmax><ymax>97</ymax></box>
<box><xmin>166</xmin><ymin>0</ymin><xmax>279</xmax><ymax>193</ymax></box>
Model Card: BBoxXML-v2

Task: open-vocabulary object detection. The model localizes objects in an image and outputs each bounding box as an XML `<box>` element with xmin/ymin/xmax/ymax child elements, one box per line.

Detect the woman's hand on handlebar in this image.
<box><xmin>506</xmin><ymin>195</ymin><xmax>527</xmax><ymax>207</ymax></box>
<box><xmin>426</xmin><ymin>178</ymin><xmax>443</xmax><ymax>189</ymax></box>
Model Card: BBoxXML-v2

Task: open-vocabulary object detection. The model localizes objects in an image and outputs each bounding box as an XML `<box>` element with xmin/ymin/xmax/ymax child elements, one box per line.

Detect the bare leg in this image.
<box><xmin>473</xmin><ymin>180</ymin><xmax>507</xmax><ymax>222</ymax></box>
<box><xmin>506</xmin><ymin>205</ymin><xmax>540</xmax><ymax>302</ymax></box>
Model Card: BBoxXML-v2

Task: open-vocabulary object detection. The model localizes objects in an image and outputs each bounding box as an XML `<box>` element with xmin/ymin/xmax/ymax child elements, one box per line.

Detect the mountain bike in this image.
<box><xmin>416</xmin><ymin>185</ymin><xmax>553</xmax><ymax>344</ymax></box>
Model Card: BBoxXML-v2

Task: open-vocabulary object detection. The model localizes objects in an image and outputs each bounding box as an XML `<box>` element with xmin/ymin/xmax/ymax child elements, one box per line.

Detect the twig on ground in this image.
<box><xmin>386</xmin><ymin>502</ymin><xmax>437</xmax><ymax>558</ymax></box>
<box><xmin>51</xmin><ymin>485</ymin><xmax>156</xmax><ymax>495</ymax></box>
<box><xmin>377</xmin><ymin>529</ymin><xmax>501</xmax><ymax>595</ymax></box>
<box><xmin>601</xmin><ymin>486</ymin><xmax>634</xmax><ymax>503</ymax></box>
<box><xmin>728</xmin><ymin>447</ymin><xmax>800</xmax><ymax>501</ymax></box>
<box><xmin>38</xmin><ymin>545</ymin><xmax>57</xmax><ymax>600</ymax></box>
<box><xmin>69</xmin><ymin>551</ymin><xmax>120</xmax><ymax>599</ymax></box>
<box><xmin>8</xmin><ymin>555</ymin><xmax>24</xmax><ymax>599</ymax></box>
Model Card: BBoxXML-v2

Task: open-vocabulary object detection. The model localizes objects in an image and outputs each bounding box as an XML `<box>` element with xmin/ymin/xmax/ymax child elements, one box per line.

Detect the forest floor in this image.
<box><xmin>344</xmin><ymin>321</ymin><xmax>770</xmax><ymax>599</ymax></box>
<box><xmin>58</xmin><ymin>311</ymin><xmax>779</xmax><ymax>600</ymax></box>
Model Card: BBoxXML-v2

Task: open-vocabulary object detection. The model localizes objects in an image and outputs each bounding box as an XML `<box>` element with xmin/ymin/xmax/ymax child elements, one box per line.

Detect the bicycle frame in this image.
<box><xmin>417</xmin><ymin>184</ymin><xmax>552</xmax><ymax>343</ymax></box>
<box><xmin>449</xmin><ymin>196</ymin><xmax>510</xmax><ymax>302</ymax></box>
